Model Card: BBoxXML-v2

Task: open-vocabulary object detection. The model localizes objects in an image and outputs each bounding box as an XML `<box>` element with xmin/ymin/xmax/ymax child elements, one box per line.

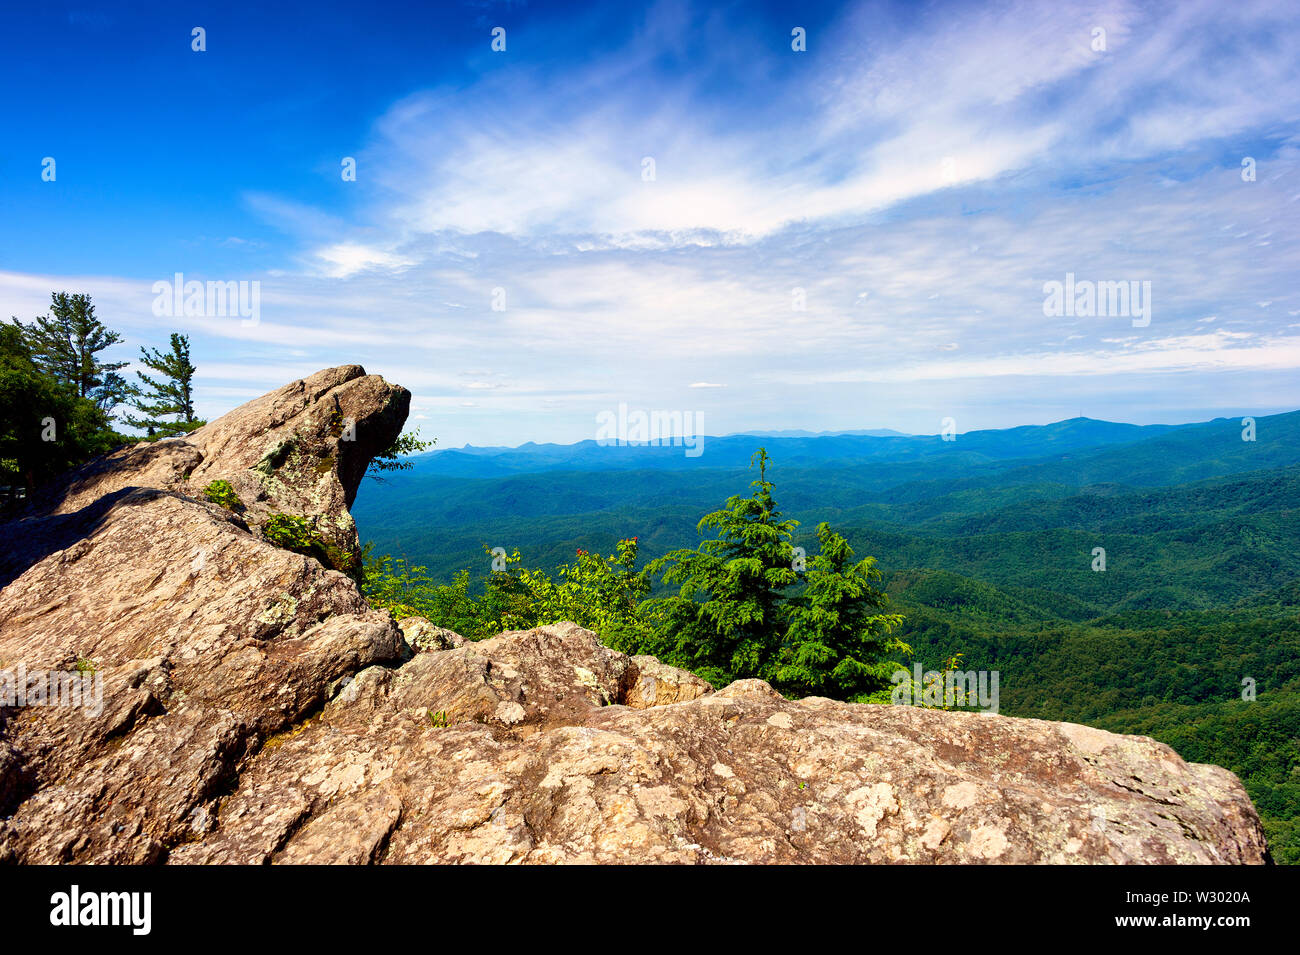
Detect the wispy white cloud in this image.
<box><xmin>295</xmin><ymin>0</ymin><xmax>1300</xmax><ymax>257</ymax></box>
<box><xmin>313</xmin><ymin>243</ymin><xmax>420</xmax><ymax>278</ymax></box>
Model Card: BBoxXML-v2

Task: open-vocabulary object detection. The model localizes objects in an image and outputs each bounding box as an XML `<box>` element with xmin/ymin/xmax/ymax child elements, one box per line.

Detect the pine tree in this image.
<box><xmin>123</xmin><ymin>332</ymin><xmax>204</xmax><ymax>438</ymax></box>
<box><xmin>94</xmin><ymin>369</ymin><xmax>133</xmax><ymax>418</ymax></box>
<box><xmin>14</xmin><ymin>292</ymin><xmax>129</xmax><ymax>414</ymax></box>
<box><xmin>646</xmin><ymin>448</ymin><xmax>799</xmax><ymax>686</ymax></box>
<box><xmin>771</xmin><ymin>522</ymin><xmax>908</xmax><ymax>701</ymax></box>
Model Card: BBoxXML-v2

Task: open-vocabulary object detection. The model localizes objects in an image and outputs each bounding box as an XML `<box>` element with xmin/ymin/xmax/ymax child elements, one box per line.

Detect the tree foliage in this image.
<box><xmin>361</xmin><ymin>449</ymin><xmax>905</xmax><ymax>697</ymax></box>
<box><xmin>0</xmin><ymin>322</ymin><xmax>123</xmax><ymax>504</ymax></box>
<box><xmin>518</xmin><ymin>538</ymin><xmax>653</xmax><ymax>645</ymax></box>
<box><xmin>123</xmin><ymin>332</ymin><xmax>204</xmax><ymax>438</ymax></box>
<box><xmin>12</xmin><ymin>292</ymin><xmax>129</xmax><ymax>415</ymax></box>
<box><xmin>367</xmin><ymin>429</ymin><xmax>434</xmax><ymax>481</ymax></box>
<box><xmin>771</xmin><ymin>522</ymin><xmax>908</xmax><ymax>701</ymax></box>
<box><xmin>644</xmin><ymin>448</ymin><xmax>801</xmax><ymax>685</ymax></box>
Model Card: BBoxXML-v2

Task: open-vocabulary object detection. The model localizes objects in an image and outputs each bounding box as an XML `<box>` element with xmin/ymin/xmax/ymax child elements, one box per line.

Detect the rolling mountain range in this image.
<box><xmin>357</xmin><ymin>411</ymin><xmax>1300</xmax><ymax>599</ymax></box>
<box><xmin>402</xmin><ymin>415</ymin><xmax>1193</xmax><ymax>478</ymax></box>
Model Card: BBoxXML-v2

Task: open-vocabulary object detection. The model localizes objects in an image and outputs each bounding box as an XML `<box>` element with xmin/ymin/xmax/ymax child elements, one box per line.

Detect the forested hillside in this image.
<box><xmin>354</xmin><ymin>412</ymin><xmax>1300</xmax><ymax>862</ymax></box>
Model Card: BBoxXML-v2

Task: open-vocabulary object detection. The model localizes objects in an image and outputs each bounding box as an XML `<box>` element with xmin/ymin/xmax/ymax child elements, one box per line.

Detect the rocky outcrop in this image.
<box><xmin>0</xmin><ymin>368</ymin><xmax>1270</xmax><ymax>864</ymax></box>
<box><xmin>172</xmin><ymin>629</ymin><xmax>1268</xmax><ymax>865</ymax></box>
<box><xmin>0</xmin><ymin>366</ymin><xmax>409</xmax><ymax>862</ymax></box>
<box><xmin>4</xmin><ymin>364</ymin><xmax>408</xmax><ymax>585</ymax></box>
<box><xmin>397</xmin><ymin>617</ymin><xmax>466</xmax><ymax>653</ymax></box>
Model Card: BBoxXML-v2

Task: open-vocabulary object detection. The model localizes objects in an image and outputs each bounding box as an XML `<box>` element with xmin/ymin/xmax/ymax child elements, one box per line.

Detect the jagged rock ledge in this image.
<box><xmin>0</xmin><ymin>367</ymin><xmax>1269</xmax><ymax>864</ymax></box>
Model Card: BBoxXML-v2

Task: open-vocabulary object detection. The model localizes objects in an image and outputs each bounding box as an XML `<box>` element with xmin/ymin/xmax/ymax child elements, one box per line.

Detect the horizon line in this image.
<box><xmin>413</xmin><ymin>410</ymin><xmax>1291</xmax><ymax>456</ymax></box>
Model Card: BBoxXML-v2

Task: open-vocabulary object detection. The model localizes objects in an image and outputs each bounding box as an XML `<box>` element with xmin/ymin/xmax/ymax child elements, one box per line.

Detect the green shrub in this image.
<box><xmin>263</xmin><ymin>512</ymin><xmax>358</xmax><ymax>576</ymax></box>
<box><xmin>263</xmin><ymin>512</ymin><xmax>316</xmax><ymax>550</ymax></box>
<box><xmin>360</xmin><ymin>550</ymin><xmax>527</xmax><ymax>640</ymax></box>
<box><xmin>517</xmin><ymin>538</ymin><xmax>654</xmax><ymax>649</ymax></box>
<box><xmin>202</xmin><ymin>478</ymin><xmax>242</xmax><ymax>510</ymax></box>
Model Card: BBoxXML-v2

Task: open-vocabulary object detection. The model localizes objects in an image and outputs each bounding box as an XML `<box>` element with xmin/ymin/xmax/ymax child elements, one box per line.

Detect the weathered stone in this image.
<box><xmin>169</xmin><ymin>626</ymin><xmax>1268</xmax><ymax>864</ymax></box>
<box><xmin>0</xmin><ymin>367</ymin><xmax>408</xmax><ymax>863</ymax></box>
<box><xmin>397</xmin><ymin>616</ymin><xmax>466</xmax><ymax>653</ymax></box>
<box><xmin>5</xmin><ymin>364</ymin><xmax>409</xmax><ymax>583</ymax></box>
<box><xmin>624</xmin><ymin>655</ymin><xmax>714</xmax><ymax>708</ymax></box>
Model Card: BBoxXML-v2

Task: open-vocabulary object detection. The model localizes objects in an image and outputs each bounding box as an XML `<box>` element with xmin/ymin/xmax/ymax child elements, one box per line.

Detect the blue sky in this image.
<box><xmin>3</xmin><ymin>0</ymin><xmax>1299</xmax><ymax>447</ymax></box>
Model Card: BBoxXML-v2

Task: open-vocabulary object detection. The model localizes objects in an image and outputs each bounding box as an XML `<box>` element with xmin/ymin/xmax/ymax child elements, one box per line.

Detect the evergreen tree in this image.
<box><xmin>14</xmin><ymin>292</ymin><xmax>129</xmax><ymax>413</ymax></box>
<box><xmin>646</xmin><ymin>448</ymin><xmax>799</xmax><ymax>686</ymax></box>
<box><xmin>771</xmin><ymin>522</ymin><xmax>908</xmax><ymax>701</ymax></box>
<box><xmin>123</xmin><ymin>332</ymin><xmax>205</xmax><ymax>438</ymax></box>
<box><xmin>94</xmin><ymin>369</ymin><xmax>133</xmax><ymax>418</ymax></box>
